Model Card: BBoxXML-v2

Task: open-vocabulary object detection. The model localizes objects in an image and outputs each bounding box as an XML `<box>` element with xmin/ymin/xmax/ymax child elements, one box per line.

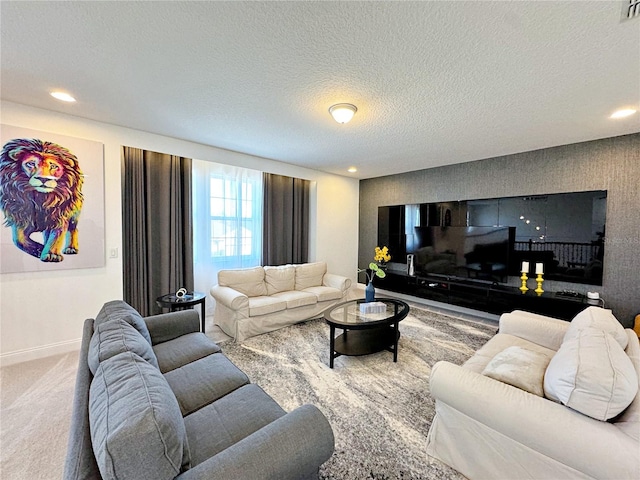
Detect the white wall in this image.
<box><xmin>0</xmin><ymin>101</ymin><xmax>360</xmax><ymax>365</ymax></box>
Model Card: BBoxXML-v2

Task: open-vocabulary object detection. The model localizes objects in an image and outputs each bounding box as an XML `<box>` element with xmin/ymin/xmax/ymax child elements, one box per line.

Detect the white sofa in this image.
<box><xmin>426</xmin><ymin>307</ymin><xmax>640</xmax><ymax>480</ymax></box>
<box><xmin>210</xmin><ymin>262</ymin><xmax>352</xmax><ymax>342</ymax></box>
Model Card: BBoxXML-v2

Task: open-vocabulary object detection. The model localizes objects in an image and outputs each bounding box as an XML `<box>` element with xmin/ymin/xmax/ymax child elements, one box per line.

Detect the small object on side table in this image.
<box><xmin>156</xmin><ymin>291</ymin><xmax>206</xmax><ymax>333</ymax></box>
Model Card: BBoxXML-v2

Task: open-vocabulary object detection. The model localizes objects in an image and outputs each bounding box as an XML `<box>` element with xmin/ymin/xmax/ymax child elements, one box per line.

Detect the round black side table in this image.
<box><xmin>156</xmin><ymin>292</ymin><xmax>206</xmax><ymax>333</ymax></box>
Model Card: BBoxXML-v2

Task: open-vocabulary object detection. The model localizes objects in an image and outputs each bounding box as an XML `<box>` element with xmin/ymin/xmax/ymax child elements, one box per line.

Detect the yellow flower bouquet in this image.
<box><xmin>358</xmin><ymin>246</ymin><xmax>391</xmax><ymax>284</ymax></box>
<box><xmin>374</xmin><ymin>246</ymin><xmax>391</xmax><ymax>264</ymax></box>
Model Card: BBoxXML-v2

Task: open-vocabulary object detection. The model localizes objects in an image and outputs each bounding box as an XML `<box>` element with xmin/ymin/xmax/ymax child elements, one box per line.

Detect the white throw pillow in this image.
<box><xmin>482</xmin><ymin>346</ymin><xmax>551</xmax><ymax>397</ymax></box>
<box><xmin>264</xmin><ymin>265</ymin><xmax>295</xmax><ymax>295</ymax></box>
<box><xmin>295</xmin><ymin>262</ymin><xmax>327</xmax><ymax>290</ymax></box>
<box><xmin>544</xmin><ymin>327</ymin><xmax>638</xmax><ymax>421</ymax></box>
<box><xmin>564</xmin><ymin>306</ymin><xmax>627</xmax><ymax>350</ymax></box>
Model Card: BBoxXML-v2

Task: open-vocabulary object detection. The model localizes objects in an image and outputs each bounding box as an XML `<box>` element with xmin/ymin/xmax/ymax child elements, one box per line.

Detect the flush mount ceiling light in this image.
<box><xmin>329</xmin><ymin>103</ymin><xmax>357</xmax><ymax>124</ymax></box>
<box><xmin>50</xmin><ymin>91</ymin><xmax>76</xmax><ymax>102</ymax></box>
<box><xmin>347</xmin><ymin>166</ymin><xmax>358</xmax><ymax>173</ymax></box>
<box><xmin>610</xmin><ymin>108</ymin><xmax>637</xmax><ymax>119</ymax></box>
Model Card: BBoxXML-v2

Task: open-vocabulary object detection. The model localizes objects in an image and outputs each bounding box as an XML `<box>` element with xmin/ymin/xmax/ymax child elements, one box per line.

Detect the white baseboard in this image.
<box><xmin>0</xmin><ymin>338</ymin><xmax>81</xmax><ymax>367</ymax></box>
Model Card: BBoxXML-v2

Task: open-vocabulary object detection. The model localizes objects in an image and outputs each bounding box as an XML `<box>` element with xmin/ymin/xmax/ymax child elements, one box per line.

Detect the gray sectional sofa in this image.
<box><xmin>64</xmin><ymin>300</ymin><xmax>334</xmax><ymax>480</ymax></box>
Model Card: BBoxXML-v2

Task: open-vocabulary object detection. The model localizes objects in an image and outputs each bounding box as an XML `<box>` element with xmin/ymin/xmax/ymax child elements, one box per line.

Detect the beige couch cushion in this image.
<box><xmin>248</xmin><ymin>296</ymin><xmax>287</xmax><ymax>317</ymax></box>
<box><xmin>564</xmin><ymin>306</ymin><xmax>628</xmax><ymax>349</ymax></box>
<box><xmin>295</xmin><ymin>262</ymin><xmax>327</xmax><ymax>290</ymax></box>
<box><xmin>264</xmin><ymin>265</ymin><xmax>295</xmax><ymax>295</ymax></box>
<box><xmin>482</xmin><ymin>346</ymin><xmax>551</xmax><ymax>397</ymax></box>
<box><xmin>544</xmin><ymin>327</ymin><xmax>638</xmax><ymax>421</ymax></box>
<box><xmin>302</xmin><ymin>286</ymin><xmax>343</xmax><ymax>302</ymax></box>
<box><xmin>218</xmin><ymin>266</ymin><xmax>267</xmax><ymax>297</ymax></box>
<box><xmin>271</xmin><ymin>290</ymin><xmax>317</xmax><ymax>309</ymax></box>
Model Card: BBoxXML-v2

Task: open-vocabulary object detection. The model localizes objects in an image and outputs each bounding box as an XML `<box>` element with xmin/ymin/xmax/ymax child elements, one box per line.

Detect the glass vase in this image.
<box><xmin>365</xmin><ymin>281</ymin><xmax>375</xmax><ymax>302</ymax></box>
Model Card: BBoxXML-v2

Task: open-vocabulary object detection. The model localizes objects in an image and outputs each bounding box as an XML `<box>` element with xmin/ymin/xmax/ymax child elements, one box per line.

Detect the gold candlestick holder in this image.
<box><xmin>519</xmin><ymin>272</ymin><xmax>529</xmax><ymax>294</ymax></box>
<box><xmin>535</xmin><ymin>273</ymin><xmax>544</xmax><ymax>296</ymax></box>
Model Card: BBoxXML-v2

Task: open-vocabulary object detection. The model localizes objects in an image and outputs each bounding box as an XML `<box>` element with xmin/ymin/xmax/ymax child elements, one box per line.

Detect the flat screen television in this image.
<box><xmin>410</xmin><ymin>226</ymin><xmax>514</xmax><ymax>282</ymax></box>
<box><xmin>379</xmin><ymin>191</ymin><xmax>606</xmax><ymax>285</ymax></box>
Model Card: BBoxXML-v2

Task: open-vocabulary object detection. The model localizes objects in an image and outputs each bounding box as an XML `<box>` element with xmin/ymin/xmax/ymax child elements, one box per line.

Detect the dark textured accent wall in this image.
<box><xmin>359</xmin><ymin>133</ymin><xmax>640</xmax><ymax>326</ymax></box>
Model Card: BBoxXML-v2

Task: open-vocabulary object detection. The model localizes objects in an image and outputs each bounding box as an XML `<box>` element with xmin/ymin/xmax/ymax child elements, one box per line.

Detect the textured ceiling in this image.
<box><xmin>1</xmin><ymin>1</ymin><xmax>639</xmax><ymax>179</ymax></box>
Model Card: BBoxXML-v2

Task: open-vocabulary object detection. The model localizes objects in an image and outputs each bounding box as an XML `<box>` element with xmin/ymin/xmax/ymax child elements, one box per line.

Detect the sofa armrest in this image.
<box><xmin>498</xmin><ymin>311</ymin><xmax>570</xmax><ymax>351</ymax></box>
<box><xmin>322</xmin><ymin>273</ymin><xmax>352</xmax><ymax>293</ymax></box>
<box><xmin>210</xmin><ymin>285</ymin><xmax>249</xmax><ymax>311</ymax></box>
<box><xmin>178</xmin><ymin>404</ymin><xmax>334</xmax><ymax>480</ymax></box>
<box><xmin>144</xmin><ymin>310</ymin><xmax>200</xmax><ymax>345</ymax></box>
<box><xmin>429</xmin><ymin>361</ymin><xmax>639</xmax><ymax>480</ymax></box>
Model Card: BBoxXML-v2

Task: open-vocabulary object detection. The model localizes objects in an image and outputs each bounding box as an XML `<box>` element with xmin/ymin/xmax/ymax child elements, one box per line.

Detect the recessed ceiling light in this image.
<box><xmin>610</xmin><ymin>108</ymin><xmax>637</xmax><ymax>119</ymax></box>
<box><xmin>50</xmin><ymin>91</ymin><xmax>76</xmax><ymax>102</ymax></box>
<box><xmin>347</xmin><ymin>167</ymin><xmax>357</xmax><ymax>173</ymax></box>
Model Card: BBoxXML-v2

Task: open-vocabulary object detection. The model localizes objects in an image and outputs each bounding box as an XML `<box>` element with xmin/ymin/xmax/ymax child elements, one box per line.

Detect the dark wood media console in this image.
<box><xmin>379</xmin><ymin>271</ymin><xmax>589</xmax><ymax>320</ymax></box>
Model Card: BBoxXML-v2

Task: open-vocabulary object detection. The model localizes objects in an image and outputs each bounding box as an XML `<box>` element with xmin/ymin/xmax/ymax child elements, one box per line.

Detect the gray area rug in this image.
<box><xmin>221</xmin><ymin>306</ymin><xmax>496</xmax><ymax>480</ymax></box>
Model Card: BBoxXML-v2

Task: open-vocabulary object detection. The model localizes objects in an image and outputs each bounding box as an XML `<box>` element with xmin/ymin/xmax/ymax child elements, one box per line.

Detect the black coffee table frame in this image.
<box><xmin>324</xmin><ymin>298</ymin><xmax>410</xmax><ymax>368</ymax></box>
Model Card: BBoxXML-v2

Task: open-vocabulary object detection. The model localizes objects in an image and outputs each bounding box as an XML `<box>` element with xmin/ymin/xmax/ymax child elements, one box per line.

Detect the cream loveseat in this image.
<box><xmin>426</xmin><ymin>306</ymin><xmax>640</xmax><ymax>480</ymax></box>
<box><xmin>210</xmin><ymin>261</ymin><xmax>351</xmax><ymax>342</ymax></box>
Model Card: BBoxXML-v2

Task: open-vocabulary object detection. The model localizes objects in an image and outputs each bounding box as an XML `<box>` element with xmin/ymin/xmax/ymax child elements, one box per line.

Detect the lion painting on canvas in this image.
<box><xmin>0</xmin><ymin>138</ymin><xmax>84</xmax><ymax>262</ymax></box>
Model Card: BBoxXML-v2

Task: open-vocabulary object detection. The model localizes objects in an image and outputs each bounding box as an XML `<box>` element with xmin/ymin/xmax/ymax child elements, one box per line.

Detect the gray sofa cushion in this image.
<box><xmin>88</xmin><ymin>318</ymin><xmax>159</xmax><ymax>375</ymax></box>
<box><xmin>89</xmin><ymin>351</ymin><xmax>189</xmax><ymax>480</ymax></box>
<box><xmin>184</xmin><ymin>384</ymin><xmax>286</xmax><ymax>466</ymax></box>
<box><xmin>153</xmin><ymin>332</ymin><xmax>221</xmax><ymax>373</ymax></box>
<box><xmin>181</xmin><ymin>404</ymin><xmax>335</xmax><ymax>480</ymax></box>
<box><xmin>94</xmin><ymin>300</ymin><xmax>152</xmax><ymax>345</ymax></box>
<box><xmin>164</xmin><ymin>353</ymin><xmax>250</xmax><ymax>416</ymax></box>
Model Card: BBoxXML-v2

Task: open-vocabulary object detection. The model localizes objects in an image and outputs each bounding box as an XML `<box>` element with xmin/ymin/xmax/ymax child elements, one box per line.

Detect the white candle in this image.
<box><xmin>521</xmin><ymin>261</ymin><xmax>529</xmax><ymax>273</ymax></box>
<box><xmin>536</xmin><ymin>263</ymin><xmax>544</xmax><ymax>275</ymax></box>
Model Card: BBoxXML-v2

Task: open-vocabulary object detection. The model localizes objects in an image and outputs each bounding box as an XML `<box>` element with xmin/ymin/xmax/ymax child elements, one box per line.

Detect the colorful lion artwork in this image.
<box><xmin>0</xmin><ymin>138</ymin><xmax>84</xmax><ymax>262</ymax></box>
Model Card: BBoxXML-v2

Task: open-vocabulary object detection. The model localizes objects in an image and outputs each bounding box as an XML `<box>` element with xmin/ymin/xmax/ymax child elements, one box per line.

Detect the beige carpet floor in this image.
<box><xmin>1</xmin><ymin>351</ymin><xmax>78</xmax><ymax>479</ymax></box>
<box><xmin>0</xmin><ymin>307</ymin><xmax>495</xmax><ymax>479</ymax></box>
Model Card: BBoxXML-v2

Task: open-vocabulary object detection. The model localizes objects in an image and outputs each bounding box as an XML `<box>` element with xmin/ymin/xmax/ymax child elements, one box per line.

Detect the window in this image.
<box><xmin>192</xmin><ymin>160</ymin><xmax>262</xmax><ymax>310</ymax></box>
<box><xmin>209</xmin><ymin>176</ymin><xmax>259</xmax><ymax>258</ymax></box>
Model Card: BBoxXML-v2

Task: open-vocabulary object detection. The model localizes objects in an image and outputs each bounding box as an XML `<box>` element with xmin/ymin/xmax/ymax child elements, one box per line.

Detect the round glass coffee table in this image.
<box><xmin>324</xmin><ymin>298</ymin><xmax>410</xmax><ymax>368</ymax></box>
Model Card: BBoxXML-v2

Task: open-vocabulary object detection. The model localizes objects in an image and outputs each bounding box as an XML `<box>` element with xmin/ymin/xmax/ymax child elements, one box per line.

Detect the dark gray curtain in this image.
<box><xmin>122</xmin><ymin>147</ymin><xmax>193</xmax><ymax>316</ymax></box>
<box><xmin>262</xmin><ymin>173</ymin><xmax>310</xmax><ymax>265</ymax></box>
